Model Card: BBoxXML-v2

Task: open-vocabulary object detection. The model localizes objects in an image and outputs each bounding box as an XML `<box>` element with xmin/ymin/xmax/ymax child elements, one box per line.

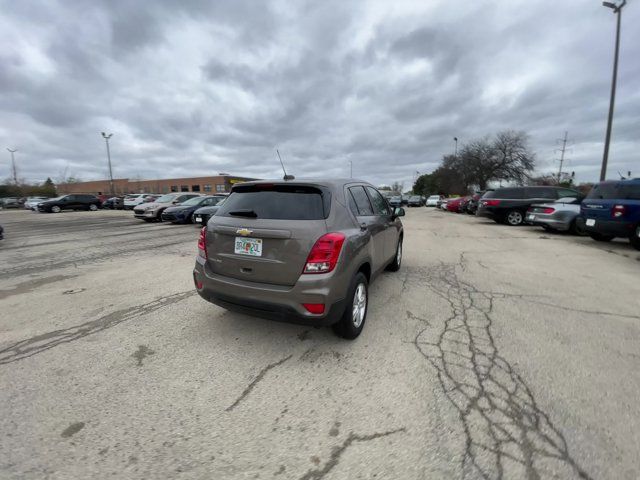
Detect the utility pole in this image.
<box><xmin>349</xmin><ymin>160</ymin><xmax>353</xmax><ymax>178</ymax></box>
<box><xmin>101</xmin><ymin>132</ymin><xmax>114</xmax><ymax>194</ymax></box>
<box><xmin>6</xmin><ymin>148</ymin><xmax>18</xmax><ymax>184</ymax></box>
<box><xmin>453</xmin><ymin>137</ymin><xmax>458</xmax><ymax>157</ymax></box>
<box><xmin>600</xmin><ymin>0</ymin><xmax>626</xmax><ymax>181</ymax></box>
<box><xmin>556</xmin><ymin>131</ymin><xmax>569</xmax><ymax>182</ymax></box>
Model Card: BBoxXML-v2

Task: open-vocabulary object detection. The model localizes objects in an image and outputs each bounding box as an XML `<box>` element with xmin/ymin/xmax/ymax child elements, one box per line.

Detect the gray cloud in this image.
<box><xmin>0</xmin><ymin>0</ymin><xmax>638</xmax><ymax>188</ymax></box>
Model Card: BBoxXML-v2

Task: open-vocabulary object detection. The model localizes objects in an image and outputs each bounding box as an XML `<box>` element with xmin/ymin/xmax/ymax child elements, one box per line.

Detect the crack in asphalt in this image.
<box><xmin>225</xmin><ymin>355</ymin><xmax>293</xmax><ymax>412</ymax></box>
<box><xmin>0</xmin><ymin>291</ymin><xmax>196</xmax><ymax>365</ymax></box>
<box><xmin>0</xmin><ymin>274</ymin><xmax>77</xmax><ymax>300</ymax></box>
<box><xmin>298</xmin><ymin>428</ymin><xmax>406</xmax><ymax>480</ymax></box>
<box><xmin>412</xmin><ymin>262</ymin><xmax>594</xmax><ymax>480</ymax></box>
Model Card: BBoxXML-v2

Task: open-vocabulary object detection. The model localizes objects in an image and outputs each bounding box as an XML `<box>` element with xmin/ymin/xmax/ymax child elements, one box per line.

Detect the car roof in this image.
<box><xmin>231</xmin><ymin>178</ymin><xmax>374</xmax><ymax>191</ymax></box>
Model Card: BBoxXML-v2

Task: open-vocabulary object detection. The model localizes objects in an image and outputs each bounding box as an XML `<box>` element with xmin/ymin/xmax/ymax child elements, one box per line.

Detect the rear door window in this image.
<box><xmin>365</xmin><ymin>187</ymin><xmax>391</xmax><ymax>215</ymax></box>
<box><xmin>557</xmin><ymin>188</ymin><xmax>581</xmax><ymax>199</ymax></box>
<box><xmin>488</xmin><ymin>188</ymin><xmax>525</xmax><ymax>199</ymax></box>
<box><xmin>587</xmin><ymin>182</ymin><xmax>640</xmax><ymax>200</ymax></box>
<box><xmin>348</xmin><ymin>186</ymin><xmax>374</xmax><ymax>216</ymax></box>
<box><xmin>526</xmin><ymin>187</ymin><xmax>556</xmax><ymax>199</ymax></box>
<box><xmin>218</xmin><ymin>185</ymin><xmax>327</xmax><ymax>220</ymax></box>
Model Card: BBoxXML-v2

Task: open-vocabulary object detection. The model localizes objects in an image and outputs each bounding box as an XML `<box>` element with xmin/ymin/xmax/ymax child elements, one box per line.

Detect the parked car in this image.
<box><xmin>425</xmin><ymin>195</ymin><xmax>442</xmax><ymax>207</ymax></box>
<box><xmin>0</xmin><ymin>224</ymin><xmax>4</xmax><ymax>240</ymax></box>
<box><xmin>446</xmin><ymin>197</ymin><xmax>465</xmax><ymax>213</ymax></box>
<box><xmin>477</xmin><ymin>186</ymin><xmax>581</xmax><ymax>226</ymax></box>
<box><xmin>526</xmin><ymin>197</ymin><xmax>586</xmax><ymax>235</ymax></box>
<box><xmin>407</xmin><ymin>195</ymin><xmax>424</xmax><ymax>207</ymax></box>
<box><xmin>389</xmin><ymin>196</ymin><xmax>402</xmax><ymax>207</ymax></box>
<box><xmin>23</xmin><ymin>197</ymin><xmax>49</xmax><ymax>210</ymax></box>
<box><xmin>439</xmin><ymin>198</ymin><xmax>449</xmax><ymax>210</ymax></box>
<box><xmin>194</xmin><ymin>179</ymin><xmax>405</xmax><ymax>339</ymax></box>
<box><xmin>0</xmin><ymin>197</ymin><xmax>23</xmax><ymax>208</ymax></box>
<box><xmin>133</xmin><ymin>193</ymin><xmax>201</xmax><ymax>221</ymax></box>
<box><xmin>142</xmin><ymin>194</ymin><xmax>161</xmax><ymax>203</ymax></box>
<box><xmin>102</xmin><ymin>196</ymin><xmax>125</xmax><ymax>209</ymax></box>
<box><xmin>160</xmin><ymin>195</ymin><xmax>222</xmax><ymax>224</ymax></box>
<box><xmin>466</xmin><ymin>190</ymin><xmax>492</xmax><ymax>215</ymax></box>
<box><xmin>124</xmin><ymin>194</ymin><xmax>157</xmax><ymax>210</ymax></box>
<box><xmin>193</xmin><ymin>198</ymin><xmax>227</xmax><ymax>226</ymax></box>
<box><xmin>37</xmin><ymin>194</ymin><xmax>101</xmax><ymax>213</ymax></box>
<box><xmin>578</xmin><ymin>179</ymin><xmax>640</xmax><ymax>250</ymax></box>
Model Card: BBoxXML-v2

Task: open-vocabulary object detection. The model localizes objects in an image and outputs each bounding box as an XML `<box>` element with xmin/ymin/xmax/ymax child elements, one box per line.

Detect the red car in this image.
<box><xmin>446</xmin><ymin>197</ymin><xmax>464</xmax><ymax>212</ymax></box>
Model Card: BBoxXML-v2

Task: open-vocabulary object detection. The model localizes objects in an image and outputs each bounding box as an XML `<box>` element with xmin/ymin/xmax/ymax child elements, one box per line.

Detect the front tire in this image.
<box><xmin>506</xmin><ymin>210</ymin><xmax>524</xmax><ymax>226</ymax></box>
<box><xmin>629</xmin><ymin>226</ymin><xmax>640</xmax><ymax>251</ymax></box>
<box><xmin>332</xmin><ymin>272</ymin><xmax>368</xmax><ymax>340</ymax></box>
<box><xmin>89</xmin><ymin>204</ymin><xmax>98</xmax><ymax>211</ymax></box>
<box><xmin>51</xmin><ymin>205</ymin><xmax>61</xmax><ymax>213</ymax></box>
<box><xmin>570</xmin><ymin>219</ymin><xmax>586</xmax><ymax>236</ymax></box>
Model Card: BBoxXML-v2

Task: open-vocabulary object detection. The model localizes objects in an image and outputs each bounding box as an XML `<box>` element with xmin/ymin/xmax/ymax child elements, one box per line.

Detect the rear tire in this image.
<box><xmin>386</xmin><ymin>238</ymin><xmax>402</xmax><ymax>272</ymax></box>
<box><xmin>506</xmin><ymin>210</ymin><xmax>524</xmax><ymax>226</ymax></box>
<box><xmin>332</xmin><ymin>272</ymin><xmax>368</xmax><ymax>340</ymax></box>
<box><xmin>589</xmin><ymin>232</ymin><xmax>614</xmax><ymax>242</ymax></box>
<box><xmin>629</xmin><ymin>225</ymin><xmax>640</xmax><ymax>251</ymax></box>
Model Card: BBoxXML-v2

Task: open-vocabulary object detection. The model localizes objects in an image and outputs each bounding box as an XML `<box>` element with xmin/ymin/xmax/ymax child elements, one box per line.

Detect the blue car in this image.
<box><xmin>160</xmin><ymin>196</ymin><xmax>224</xmax><ymax>224</ymax></box>
<box><xmin>579</xmin><ymin>179</ymin><xmax>640</xmax><ymax>250</ymax></box>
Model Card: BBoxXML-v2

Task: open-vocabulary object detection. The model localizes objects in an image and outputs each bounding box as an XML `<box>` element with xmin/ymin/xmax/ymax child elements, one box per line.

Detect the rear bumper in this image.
<box><xmin>134</xmin><ymin>210</ymin><xmax>157</xmax><ymax>219</ymax></box>
<box><xmin>577</xmin><ymin>217</ymin><xmax>635</xmax><ymax>237</ymax></box>
<box><xmin>526</xmin><ymin>213</ymin><xmax>571</xmax><ymax>231</ymax></box>
<box><xmin>476</xmin><ymin>207</ymin><xmax>503</xmax><ymax>220</ymax></box>
<box><xmin>193</xmin><ymin>257</ymin><xmax>347</xmax><ymax>326</ymax></box>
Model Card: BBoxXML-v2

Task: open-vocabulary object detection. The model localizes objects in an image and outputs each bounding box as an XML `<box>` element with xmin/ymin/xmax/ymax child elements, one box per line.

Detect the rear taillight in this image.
<box><xmin>541</xmin><ymin>208</ymin><xmax>555</xmax><ymax>214</ymax></box>
<box><xmin>198</xmin><ymin>227</ymin><xmax>207</xmax><ymax>258</ymax></box>
<box><xmin>612</xmin><ymin>204</ymin><xmax>625</xmax><ymax>218</ymax></box>
<box><xmin>302</xmin><ymin>303</ymin><xmax>325</xmax><ymax>314</ymax></box>
<box><xmin>483</xmin><ymin>199</ymin><xmax>501</xmax><ymax>206</ymax></box>
<box><xmin>303</xmin><ymin>232</ymin><xmax>346</xmax><ymax>274</ymax></box>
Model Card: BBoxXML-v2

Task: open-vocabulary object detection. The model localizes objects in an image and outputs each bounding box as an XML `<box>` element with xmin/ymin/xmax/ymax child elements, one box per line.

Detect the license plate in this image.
<box><xmin>586</xmin><ymin>219</ymin><xmax>596</xmax><ymax>227</ymax></box>
<box><xmin>234</xmin><ymin>237</ymin><xmax>262</xmax><ymax>256</ymax></box>
<box><xmin>194</xmin><ymin>215</ymin><xmax>201</xmax><ymax>222</ymax></box>
<box><xmin>527</xmin><ymin>215</ymin><xmax>535</xmax><ymax>221</ymax></box>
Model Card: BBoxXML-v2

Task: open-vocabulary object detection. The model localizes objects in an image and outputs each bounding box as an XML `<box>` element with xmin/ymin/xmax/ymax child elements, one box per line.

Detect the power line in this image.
<box><xmin>554</xmin><ymin>131</ymin><xmax>572</xmax><ymax>182</ymax></box>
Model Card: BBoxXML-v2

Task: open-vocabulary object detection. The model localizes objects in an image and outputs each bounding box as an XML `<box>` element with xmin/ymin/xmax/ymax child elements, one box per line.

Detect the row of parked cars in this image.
<box><xmin>433</xmin><ymin>179</ymin><xmax>640</xmax><ymax>250</ymax></box>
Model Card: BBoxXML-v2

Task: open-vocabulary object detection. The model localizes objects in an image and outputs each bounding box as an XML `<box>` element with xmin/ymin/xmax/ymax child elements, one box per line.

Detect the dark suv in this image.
<box><xmin>579</xmin><ymin>179</ymin><xmax>640</xmax><ymax>250</ymax></box>
<box><xmin>477</xmin><ymin>186</ymin><xmax>581</xmax><ymax>226</ymax></box>
<box><xmin>194</xmin><ymin>179</ymin><xmax>405</xmax><ymax>339</ymax></box>
<box><xmin>37</xmin><ymin>194</ymin><xmax>101</xmax><ymax>213</ymax></box>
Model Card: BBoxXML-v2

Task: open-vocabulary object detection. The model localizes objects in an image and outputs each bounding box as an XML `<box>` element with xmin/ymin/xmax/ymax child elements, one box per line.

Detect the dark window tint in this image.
<box><xmin>170</xmin><ymin>185</ymin><xmax>178</xmax><ymax>192</ymax></box>
<box><xmin>485</xmin><ymin>188</ymin><xmax>525</xmax><ymax>199</ymax></box>
<box><xmin>366</xmin><ymin>186</ymin><xmax>390</xmax><ymax>215</ymax></box>
<box><xmin>180</xmin><ymin>185</ymin><xmax>189</xmax><ymax>192</ymax></box>
<box><xmin>192</xmin><ymin>185</ymin><xmax>201</xmax><ymax>192</ymax></box>
<box><xmin>218</xmin><ymin>185</ymin><xmax>326</xmax><ymax>220</ymax></box>
<box><xmin>348</xmin><ymin>186</ymin><xmax>374</xmax><ymax>216</ymax></box>
<box><xmin>587</xmin><ymin>182</ymin><xmax>640</xmax><ymax>200</ymax></box>
<box><xmin>558</xmin><ymin>189</ymin><xmax>581</xmax><ymax>198</ymax></box>
<box><xmin>526</xmin><ymin>187</ymin><xmax>556</xmax><ymax>199</ymax></box>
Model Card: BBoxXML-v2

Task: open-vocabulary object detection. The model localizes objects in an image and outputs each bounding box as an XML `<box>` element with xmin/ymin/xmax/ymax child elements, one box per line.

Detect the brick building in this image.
<box><xmin>56</xmin><ymin>175</ymin><xmax>257</xmax><ymax>196</ymax></box>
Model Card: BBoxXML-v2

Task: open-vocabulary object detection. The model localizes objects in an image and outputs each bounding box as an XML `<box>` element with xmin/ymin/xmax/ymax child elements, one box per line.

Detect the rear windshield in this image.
<box><xmin>587</xmin><ymin>182</ymin><xmax>640</xmax><ymax>200</ymax></box>
<box><xmin>217</xmin><ymin>184</ymin><xmax>329</xmax><ymax>220</ymax></box>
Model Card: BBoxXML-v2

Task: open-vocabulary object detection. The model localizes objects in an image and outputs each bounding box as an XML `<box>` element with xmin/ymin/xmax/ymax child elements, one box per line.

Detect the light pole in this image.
<box><xmin>600</xmin><ymin>0</ymin><xmax>626</xmax><ymax>181</ymax></box>
<box><xmin>6</xmin><ymin>148</ymin><xmax>18</xmax><ymax>184</ymax></box>
<box><xmin>101</xmin><ymin>132</ymin><xmax>114</xmax><ymax>194</ymax></box>
<box><xmin>349</xmin><ymin>160</ymin><xmax>353</xmax><ymax>178</ymax></box>
<box><xmin>453</xmin><ymin>137</ymin><xmax>458</xmax><ymax>157</ymax></box>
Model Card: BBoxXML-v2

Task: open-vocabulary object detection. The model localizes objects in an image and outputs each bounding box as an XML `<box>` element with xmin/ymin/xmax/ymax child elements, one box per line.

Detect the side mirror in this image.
<box><xmin>393</xmin><ymin>207</ymin><xmax>405</xmax><ymax>217</ymax></box>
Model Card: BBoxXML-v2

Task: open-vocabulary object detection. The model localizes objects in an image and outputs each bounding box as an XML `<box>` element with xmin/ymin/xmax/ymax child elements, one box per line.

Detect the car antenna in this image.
<box><xmin>277</xmin><ymin>149</ymin><xmax>295</xmax><ymax>180</ymax></box>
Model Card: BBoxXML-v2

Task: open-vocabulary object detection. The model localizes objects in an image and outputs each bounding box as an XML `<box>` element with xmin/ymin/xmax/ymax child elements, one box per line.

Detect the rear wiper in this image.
<box><xmin>228</xmin><ymin>209</ymin><xmax>258</xmax><ymax>218</ymax></box>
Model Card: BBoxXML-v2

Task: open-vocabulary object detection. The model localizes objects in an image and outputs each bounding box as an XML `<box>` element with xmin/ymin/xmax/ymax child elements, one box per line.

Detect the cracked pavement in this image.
<box><xmin>0</xmin><ymin>208</ymin><xmax>639</xmax><ymax>479</ymax></box>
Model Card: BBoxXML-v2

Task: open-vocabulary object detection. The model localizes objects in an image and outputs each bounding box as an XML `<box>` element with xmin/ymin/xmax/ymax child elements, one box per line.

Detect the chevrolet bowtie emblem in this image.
<box><xmin>236</xmin><ymin>228</ymin><xmax>253</xmax><ymax>236</ymax></box>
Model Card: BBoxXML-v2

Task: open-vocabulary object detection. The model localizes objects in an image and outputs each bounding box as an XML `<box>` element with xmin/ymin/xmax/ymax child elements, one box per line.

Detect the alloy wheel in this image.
<box><xmin>351</xmin><ymin>283</ymin><xmax>367</xmax><ymax>328</ymax></box>
<box><xmin>507</xmin><ymin>211</ymin><xmax>523</xmax><ymax>226</ymax></box>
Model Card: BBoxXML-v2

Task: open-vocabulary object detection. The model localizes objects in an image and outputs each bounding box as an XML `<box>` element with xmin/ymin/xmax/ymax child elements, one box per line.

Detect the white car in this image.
<box><xmin>24</xmin><ymin>197</ymin><xmax>49</xmax><ymax>210</ymax></box>
<box><xmin>425</xmin><ymin>195</ymin><xmax>441</xmax><ymax>207</ymax></box>
<box><xmin>124</xmin><ymin>194</ymin><xmax>154</xmax><ymax>210</ymax></box>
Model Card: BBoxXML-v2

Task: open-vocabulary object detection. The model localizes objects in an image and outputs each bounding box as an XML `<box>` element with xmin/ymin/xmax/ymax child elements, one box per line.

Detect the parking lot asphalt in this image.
<box><xmin>1</xmin><ymin>208</ymin><xmax>639</xmax><ymax>480</ymax></box>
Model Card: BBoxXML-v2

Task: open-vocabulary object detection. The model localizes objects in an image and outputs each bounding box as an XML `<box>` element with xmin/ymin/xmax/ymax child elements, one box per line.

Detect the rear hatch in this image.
<box><xmin>206</xmin><ymin>183</ymin><xmax>330</xmax><ymax>286</ymax></box>
<box><xmin>581</xmin><ymin>182</ymin><xmax>633</xmax><ymax>221</ymax></box>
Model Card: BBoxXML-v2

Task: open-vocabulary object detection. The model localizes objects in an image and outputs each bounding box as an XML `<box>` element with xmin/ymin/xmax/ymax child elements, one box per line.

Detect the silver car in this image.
<box><xmin>525</xmin><ymin>197</ymin><xmax>585</xmax><ymax>235</ymax></box>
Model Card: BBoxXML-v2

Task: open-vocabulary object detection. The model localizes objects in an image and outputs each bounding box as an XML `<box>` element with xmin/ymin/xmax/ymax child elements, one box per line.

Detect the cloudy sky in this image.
<box><xmin>1</xmin><ymin>0</ymin><xmax>638</xmax><ymax>188</ymax></box>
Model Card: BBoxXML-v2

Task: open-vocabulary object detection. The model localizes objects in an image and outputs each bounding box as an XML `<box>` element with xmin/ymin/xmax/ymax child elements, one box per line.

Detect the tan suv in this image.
<box><xmin>193</xmin><ymin>179</ymin><xmax>405</xmax><ymax>339</ymax></box>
